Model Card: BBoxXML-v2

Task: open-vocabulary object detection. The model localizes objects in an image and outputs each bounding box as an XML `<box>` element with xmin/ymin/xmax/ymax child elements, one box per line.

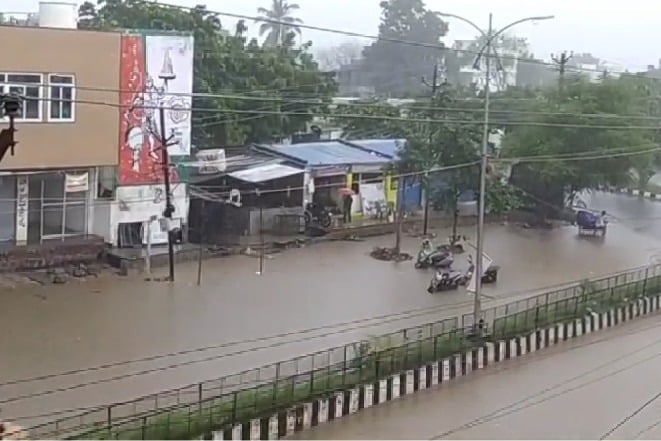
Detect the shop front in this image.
<box><xmin>4</xmin><ymin>170</ymin><xmax>93</xmax><ymax>246</ymax></box>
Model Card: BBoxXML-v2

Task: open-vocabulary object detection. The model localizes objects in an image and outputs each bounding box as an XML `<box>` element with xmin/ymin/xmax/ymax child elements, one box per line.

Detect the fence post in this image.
<box><xmin>343</xmin><ymin>345</ymin><xmax>348</xmax><ymax>386</ymax></box>
<box><xmin>106</xmin><ymin>405</ymin><xmax>112</xmax><ymax>438</ymax></box>
<box><xmin>166</xmin><ymin>410</ymin><xmax>171</xmax><ymax>440</ymax></box>
<box><xmin>310</xmin><ymin>358</ymin><xmax>315</xmax><ymax>394</ymax></box>
<box><xmin>231</xmin><ymin>391</ymin><xmax>238</xmax><ymax>423</ymax></box>
<box><xmin>375</xmin><ymin>355</ymin><xmax>381</xmax><ymax>380</ymax></box>
<box><xmin>643</xmin><ymin>267</ymin><xmax>649</xmax><ymax>297</ymax></box>
<box><xmin>141</xmin><ymin>416</ymin><xmax>147</xmax><ymax>440</ymax></box>
<box><xmin>534</xmin><ymin>305</ymin><xmax>540</xmax><ymax>328</ymax></box>
<box><xmin>272</xmin><ymin>362</ymin><xmax>280</xmax><ymax>406</ymax></box>
<box><xmin>433</xmin><ymin>334</ymin><xmax>438</xmax><ymax>360</ymax></box>
<box><xmin>198</xmin><ymin>383</ymin><xmax>203</xmax><ymax>415</ymax></box>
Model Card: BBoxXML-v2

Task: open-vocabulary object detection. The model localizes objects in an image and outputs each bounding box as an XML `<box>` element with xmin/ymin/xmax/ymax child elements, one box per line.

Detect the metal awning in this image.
<box><xmin>228</xmin><ymin>163</ymin><xmax>303</xmax><ymax>184</ymax></box>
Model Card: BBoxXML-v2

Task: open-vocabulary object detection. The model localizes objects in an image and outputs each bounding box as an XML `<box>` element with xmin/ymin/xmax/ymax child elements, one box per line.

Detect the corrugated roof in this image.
<box><xmin>228</xmin><ymin>163</ymin><xmax>303</xmax><ymax>183</ymax></box>
<box><xmin>345</xmin><ymin>139</ymin><xmax>406</xmax><ymax>159</ymax></box>
<box><xmin>259</xmin><ymin>141</ymin><xmax>391</xmax><ymax>166</ymax></box>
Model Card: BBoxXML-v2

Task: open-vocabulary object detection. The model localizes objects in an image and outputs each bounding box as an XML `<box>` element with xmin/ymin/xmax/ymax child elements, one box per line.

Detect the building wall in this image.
<box><xmin>0</xmin><ymin>25</ymin><xmax>120</xmax><ymax>170</ymax></box>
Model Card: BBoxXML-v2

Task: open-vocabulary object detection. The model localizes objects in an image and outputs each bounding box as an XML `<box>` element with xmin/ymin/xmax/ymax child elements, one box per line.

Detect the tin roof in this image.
<box><xmin>228</xmin><ymin>163</ymin><xmax>303</xmax><ymax>183</ymax></box>
<box><xmin>257</xmin><ymin>141</ymin><xmax>391</xmax><ymax>167</ymax></box>
<box><xmin>344</xmin><ymin>139</ymin><xmax>406</xmax><ymax>159</ymax></box>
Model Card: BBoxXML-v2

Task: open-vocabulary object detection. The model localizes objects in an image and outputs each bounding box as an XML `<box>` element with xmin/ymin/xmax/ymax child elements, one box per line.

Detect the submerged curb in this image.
<box><xmin>203</xmin><ymin>294</ymin><xmax>661</xmax><ymax>440</ymax></box>
<box><xmin>601</xmin><ymin>186</ymin><xmax>661</xmax><ymax>201</ymax></box>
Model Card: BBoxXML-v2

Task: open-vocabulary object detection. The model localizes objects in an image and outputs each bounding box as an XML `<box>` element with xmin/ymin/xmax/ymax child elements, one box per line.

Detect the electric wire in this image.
<box><xmin>150</xmin><ymin>1</ymin><xmax>657</xmax><ymax>81</ymax></box>
<box><xmin>599</xmin><ymin>389</ymin><xmax>661</xmax><ymax>440</ymax></box>
<box><xmin>29</xmin><ymin>82</ymin><xmax>661</xmax><ymax>123</ymax></box>
<box><xmin>13</xmin><ymin>268</ymin><xmax>661</xmax><ymax>429</ymax></box>
<box><xmin>430</xmin><ymin>328</ymin><xmax>661</xmax><ymax>439</ymax></box>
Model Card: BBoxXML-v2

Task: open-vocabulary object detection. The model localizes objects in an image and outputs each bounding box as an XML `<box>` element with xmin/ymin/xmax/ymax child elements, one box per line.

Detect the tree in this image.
<box><xmin>78</xmin><ymin>0</ymin><xmax>335</xmax><ymax>147</ymax></box>
<box><xmin>502</xmin><ymin>75</ymin><xmax>658</xmax><ymax>216</ymax></box>
<box><xmin>316</xmin><ymin>40</ymin><xmax>365</xmax><ymax>71</ymax></box>
<box><xmin>332</xmin><ymin>100</ymin><xmax>405</xmax><ymax>139</ymax></box>
<box><xmin>256</xmin><ymin>0</ymin><xmax>303</xmax><ymax>47</ymax></box>
<box><xmin>398</xmin><ymin>86</ymin><xmax>482</xmax><ymax>240</ymax></box>
<box><xmin>362</xmin><ymin>0</ymin><xmax>448</xmax><ymax>97</ymax></box>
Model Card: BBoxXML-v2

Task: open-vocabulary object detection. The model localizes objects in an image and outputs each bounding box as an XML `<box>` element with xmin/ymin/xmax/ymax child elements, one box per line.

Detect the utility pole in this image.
<box><xmin>551</xmin><ymin>50</ymin><xmax>573</xmax><ymax>86</ymax></box>
<box><xmin>421</xmin><ymin>63</ymin><xmax>443</xmax><ymax>236</ymax></box>
<box><xmin>438</xmin><ymin>12</ymin><xmax>554</xmax><ymax>333</ymax></box>
<box><xmin>158</xmin><ymin>105</ymin><xmax>176</xmax><ymax>282</ymax></box>
<box><xmin>473</xmin><ymin>13</ymin><xmax>493</xmax><ymax>331</ymax></box>
<box><xmin>196</xmin><ymin>200</ymin><xmax>205</xmax><ymax>286</ymax></box>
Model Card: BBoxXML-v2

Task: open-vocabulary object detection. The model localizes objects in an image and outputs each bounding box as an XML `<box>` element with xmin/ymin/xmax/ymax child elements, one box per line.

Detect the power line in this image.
<box><xmin>599</xmin><ymin>389</ymin><xmax>661</xmax><ymax>439</ymax></box>
<box><xmin>50</xmin><ymin>95</ymin><xmax>661</xmax><ymax>131</ymax></box>
<box><xmin>19</xmin><ymin>313</ymin><xmax>661</xmax><ymax>433</ymax></box>
<box><xmin>31</xmin><ymin>81</ymin><xmax>661</xmax><ymax>123</ymax></box>
<box><xmin>431</xmin><ymin>328</ymin><xmax>661</xmax><ymax>439</ymax></box>
<box><xmin>148</xmin><ymin>1</ymin><xmax>656</xmax><ymax>81</ymax></box>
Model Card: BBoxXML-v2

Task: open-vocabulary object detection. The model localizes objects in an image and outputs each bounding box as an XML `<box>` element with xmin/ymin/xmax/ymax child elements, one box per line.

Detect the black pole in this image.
<box><xmin>159</xmin><ymin>105</ymin><xmax>175</xmax><ymax>282</ymax></box>
<box><xmin>259</xmin><ymin>203</ymin><xmax>264</xmax><ymax>275</ymax></box>
<box><xmin>196</xmin><ymin>200</ymin><xmax>205</xmax><ymax>286</ymax></box>
<box><xmin>423</xmin><ymin>64</ymin><xmax>439</xmax><ymax>236</ymax></box>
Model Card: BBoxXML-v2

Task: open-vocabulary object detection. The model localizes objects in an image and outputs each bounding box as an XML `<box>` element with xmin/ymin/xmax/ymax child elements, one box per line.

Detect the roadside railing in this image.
<box><xmin>28</xmin><ymin>317</ymin><xmax>459</xmax><ymax>439</ymax></box>
<box><xmin>28</xmin><ymin>264</ymin><xmax>661</xmax><ymax>439</ymax></box>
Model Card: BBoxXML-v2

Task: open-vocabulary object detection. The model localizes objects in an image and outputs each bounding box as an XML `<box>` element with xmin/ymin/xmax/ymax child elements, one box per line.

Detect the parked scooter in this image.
<box><xmin>427</xmin><ymin>269</ymin><xmax>465</xmax><ymax>293</ymax></box>
<box><xmin>462</xmin><ymin>254</ymin><xmax>500</xmax><ymax>285</ymax></box>
<box><xmin>304</xmin><ymin>202</ymin><xmax>332</xmax><ymax>228</ymax></box>
<box><xmin>414</xmin><ymin>239</ymin><xmax>454</xmax><ymax>269</ymax></box>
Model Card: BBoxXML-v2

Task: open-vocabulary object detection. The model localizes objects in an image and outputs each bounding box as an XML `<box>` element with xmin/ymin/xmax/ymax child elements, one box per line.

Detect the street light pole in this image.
<box><xmin>474</xmin><ymin>13</ymin><xmax>493</xmax><ymax>327</ymax></box>
<box><xmin>437</xmin><ymin>12</ymin><xmax>554</xmax><ymax>330</ymax></box>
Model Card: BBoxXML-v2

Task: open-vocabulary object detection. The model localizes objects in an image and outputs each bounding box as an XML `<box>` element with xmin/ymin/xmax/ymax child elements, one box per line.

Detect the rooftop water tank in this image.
<box><xmin>38</xmin><ymin>1</ymin><xmax>77</xmax><ymax>29</ymax></box>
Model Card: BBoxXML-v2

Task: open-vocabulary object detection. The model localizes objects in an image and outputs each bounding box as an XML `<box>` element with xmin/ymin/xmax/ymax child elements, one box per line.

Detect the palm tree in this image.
<box><xmin>256</xmin><ymin>0</ymin><xmax>302</xmax><ymax>47</ymax></box>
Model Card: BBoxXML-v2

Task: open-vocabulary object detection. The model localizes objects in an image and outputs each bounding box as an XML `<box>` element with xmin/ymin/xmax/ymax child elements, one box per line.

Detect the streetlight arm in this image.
<box><xmin>436</xmin><ymin>12</ymin><xmax>485</xmax><ymax>37</ymax></box>
<box><xmin>489</xmin><ymin>15</ymin><xmax>554</xmax><ymax>44</ymax></box>
<box><xmin>474</xmin><ymin>15</ymin><xmax>554</xmax><ymax>69</ymax></box>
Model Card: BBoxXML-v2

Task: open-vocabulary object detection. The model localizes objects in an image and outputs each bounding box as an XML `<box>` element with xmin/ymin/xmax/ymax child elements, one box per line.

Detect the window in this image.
<box><xmin>0</xmin><ymin>73</ymin><xmax>43</xmax><ymax>121</ymax></box>
<box><xmin>48</xmin><ymin>74</ymin><xmax>75</xmax><ymax>121</ymax></box>
<box><xmin>26</xmin><ymin>172</ymin><xmax>89</xmax><ymax>243</ymax></box>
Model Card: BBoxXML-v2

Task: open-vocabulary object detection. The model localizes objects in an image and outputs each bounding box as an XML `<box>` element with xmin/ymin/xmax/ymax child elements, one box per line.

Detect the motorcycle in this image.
<box><xmin>304</xmin><ymin>202</ymin><xmax>332</xmax><ymax>228</ymax></box>
<box><xmin>414</xmin><ymin>239</ymin><xmax>454</xmax><ymax>269</ymax></box>
<box><xmin>462</xmin><ymin>255</ymin><xmax>500</xmax><ymax>285</ymax></box>
<box><xmin>427</xmin><ymin>269</ymin><xmax>465</xmax><ymax>293</ymax></box>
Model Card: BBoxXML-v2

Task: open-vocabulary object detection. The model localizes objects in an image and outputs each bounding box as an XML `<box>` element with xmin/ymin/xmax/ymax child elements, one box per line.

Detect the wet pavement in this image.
<box><xmin>288</xmin><ymin>313</ymin><xmax>661</xmax><ymax>440</ymax></box>
<box><xmin>2</xmin><ymin>192</ymin><xmax>661</xmax><ymax>427</ymax></box>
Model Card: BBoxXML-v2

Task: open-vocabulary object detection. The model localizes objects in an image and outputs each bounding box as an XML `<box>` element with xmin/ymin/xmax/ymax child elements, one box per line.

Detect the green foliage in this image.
<box><xmin>333</xmin><ymin>100</ymin><xmax>405</xmax><ymax>139</ymax></box>
<box><xmin>502</xmin><ymin>75</ymin><xmax>661</xmax><ymax>211</ymax></box>
<box><xmin>398</xmin><ymin>87</ymin><xmax>481</xmax><ymax>205</ymax></box>
<box><xmin>486</xmin><ymin>180</ymin><xmax>522</xmax><ymax>215</ymax></box>
<box><xmin>78</xmin><ymin>0</ymin><xmax>335</xmax><ymax>147</ymax></box>
<box><xmin>362</xmin><ymin>0</ymin><xmax>448</xmax><ymax>97</ymax></box>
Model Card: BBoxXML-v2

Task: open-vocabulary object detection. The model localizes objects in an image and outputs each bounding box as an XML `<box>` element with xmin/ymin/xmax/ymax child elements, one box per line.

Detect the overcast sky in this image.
<box><xmin>6</xmin><ymin>0</ymin><xmax>660</xmax><ymax>71</ymax></box>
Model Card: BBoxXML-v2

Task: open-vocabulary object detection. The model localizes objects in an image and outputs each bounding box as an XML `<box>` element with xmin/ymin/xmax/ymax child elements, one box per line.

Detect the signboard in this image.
<box><xmin>65</xmin><ymin>172</ymin><xmax>89</xmax><ymax>193</ymax></box>
<box><xmin>118</xmin><ymin>32</ymin><xmax>193</xmax><ymax>185</ymax></box>
<box><xmin>15</xmin><ymin>175</ymin><xmax>28</xmax><ymax>244</ymax></box>
<box><xmin>114</xmin><ymin>184</ymin><xmax>188</xmax><ymax>226</ymax></box>
<box><xmin>195</xmin><ymin>149</ymin><xmax>226</xmax><ymax>174</ymax></box>
<box><xmin>466</xmin><ymin>251</ymin><xmax>494</xmax><ymax>293</ymax></box>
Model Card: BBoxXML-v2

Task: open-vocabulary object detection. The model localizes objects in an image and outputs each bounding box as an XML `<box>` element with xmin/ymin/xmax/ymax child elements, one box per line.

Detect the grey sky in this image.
<box><xmin>6</xmin><ymin>0</ymin><xmax>659</xmax><ymax>71</ymax></box>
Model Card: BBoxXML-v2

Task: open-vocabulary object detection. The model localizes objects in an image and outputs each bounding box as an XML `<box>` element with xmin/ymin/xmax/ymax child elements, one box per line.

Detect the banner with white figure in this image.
<box><xmin>466</xmin><ymin>250</ymin><xmax>494</xmax><ymax>293</ymax></box>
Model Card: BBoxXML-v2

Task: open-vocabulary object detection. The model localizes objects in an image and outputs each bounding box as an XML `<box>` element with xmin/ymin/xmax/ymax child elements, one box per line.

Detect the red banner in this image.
<box><xmin>118</xmin><ymin>35</ymin><xmax>178</xmax><ymax>185</ymax></box>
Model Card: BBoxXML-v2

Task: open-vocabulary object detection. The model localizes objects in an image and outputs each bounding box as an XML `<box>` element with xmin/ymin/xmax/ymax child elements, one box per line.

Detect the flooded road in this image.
<box><xmin>1</xmin><ymin>192</ymin><xmax>661</xmax><ymax>427</ymax></box>
<box><xmin>289</xmin><ymin>314</ymin><xmax>661</xmax><ymax>440</ymax></box>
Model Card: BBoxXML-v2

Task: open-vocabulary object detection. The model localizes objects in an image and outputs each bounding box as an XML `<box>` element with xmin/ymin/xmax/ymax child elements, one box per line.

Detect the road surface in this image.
<box><xmin>2</xmin><ymin>191</ymin><xmax>661</xmax><ymax>427</ymax></box>
<box><xmin>289</xmin><ymin>313</ymin><xmax>661</xmax><ymax>440</ymax></box>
